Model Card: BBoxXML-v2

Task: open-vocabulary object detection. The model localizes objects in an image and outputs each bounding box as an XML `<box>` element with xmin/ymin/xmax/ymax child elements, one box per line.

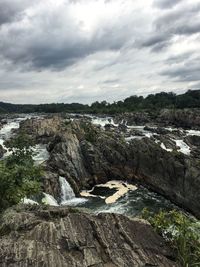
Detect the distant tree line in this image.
<box><xmin>0</xmin><ymin>89</ymin><xmax>200</xmax><ymax>114</ymax></box>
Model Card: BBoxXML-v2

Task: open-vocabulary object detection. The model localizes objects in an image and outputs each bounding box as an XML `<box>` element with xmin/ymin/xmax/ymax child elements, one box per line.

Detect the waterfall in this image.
<box><xmin>59</xmin><ymin>176</ymin><xmax>75</xmax><ymax>202</ymax></box>
<box><xmin>59</xmin><ymin>176</ymin><xmax>88</xmax><ymax>206</ymax></box>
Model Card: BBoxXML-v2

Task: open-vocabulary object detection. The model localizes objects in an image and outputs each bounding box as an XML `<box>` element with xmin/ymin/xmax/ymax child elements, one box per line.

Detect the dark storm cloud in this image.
<box><xmin>154</xmin><ymin>0</ymin><xmax>182</xmax><ymax>9</ymax></box>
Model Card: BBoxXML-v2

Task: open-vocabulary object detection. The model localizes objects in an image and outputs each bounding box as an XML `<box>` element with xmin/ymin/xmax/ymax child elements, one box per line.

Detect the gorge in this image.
<box><xmin>0</xmin><ymin>110</ymin><xmax>200</xmax><ymax>266</ymax></box>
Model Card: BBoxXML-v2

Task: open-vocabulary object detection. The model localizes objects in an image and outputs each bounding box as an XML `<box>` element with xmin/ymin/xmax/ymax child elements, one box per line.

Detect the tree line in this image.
<box><xmin>0</xmin><ymin>89</ymin><xmax>200</xmax><ymax>114</ymax></box>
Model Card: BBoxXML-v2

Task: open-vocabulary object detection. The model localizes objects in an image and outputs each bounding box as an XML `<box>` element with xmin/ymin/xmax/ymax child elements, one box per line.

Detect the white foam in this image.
<box><xmin>186</xmin><ymin>130</ymin><xmax>200</xmax><ymax>136</ymax></box>
<box><xmin>92</xmin><ymin>117</ymin><xmax>118</xmax><ymax>127</ymax></box>
<box><xmin>22</xmin><ymin>197</ymin><xmax>39</xmax><ymax>205</ymax></box>
<box><xmin>42</xmin><ymin>193</ymin><xmax>59</xmax><ymax>206</ymax></box>
<box><xmin>175</xmin><ymin>140</ymin><xmax>191</xmax><ymax>155</ymax></box>
<box><xmin>160</xmin><ymin>143</ymin><xmax>173</xmax><ymax>152</ymax></box>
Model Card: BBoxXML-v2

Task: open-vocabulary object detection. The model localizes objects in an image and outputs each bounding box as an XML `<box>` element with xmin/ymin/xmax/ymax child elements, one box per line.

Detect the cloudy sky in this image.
<box><xmin>0</xmin><ymin>0</ymin><xmax>200</xmax><ymax>104</ymax></box>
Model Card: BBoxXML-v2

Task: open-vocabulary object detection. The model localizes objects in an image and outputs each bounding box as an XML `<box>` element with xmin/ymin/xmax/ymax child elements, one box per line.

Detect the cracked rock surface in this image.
<box><xmin>0</xmin><ymin>205</ymin><xmax>179</xmax><ymax>267</ymax></box>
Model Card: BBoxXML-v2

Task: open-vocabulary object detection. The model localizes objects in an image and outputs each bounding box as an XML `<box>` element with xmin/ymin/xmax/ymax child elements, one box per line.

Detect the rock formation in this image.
<box><xmin>114</xmin><ymin>109</ymin><xmax>200</xmax><ymax>129</ymax></box>
<box><xmin>19</xmin><ymin>116</ymin><xmax>200</xmax><ymax>218</ymax></box>
<box><xmin>0</xmin><ymin>205</ymin><xmax>179</xmax><ymax>267</ymax></box>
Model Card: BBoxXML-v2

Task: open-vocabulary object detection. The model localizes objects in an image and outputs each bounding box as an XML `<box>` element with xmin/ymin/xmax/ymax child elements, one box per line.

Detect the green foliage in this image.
<box><xmin>1</xmin><ymin>90</ymin><xmax>200</xmax><ymax>114</ymax></box>
<box><xmin>142</xmin><ymin>209</ymin><xmax>200</xmax><ymax>267</ymax></box>
<box><xmin>0</xmin><ymin>133</ymin><xmax>42</xmax><ymax>213</ymax></box>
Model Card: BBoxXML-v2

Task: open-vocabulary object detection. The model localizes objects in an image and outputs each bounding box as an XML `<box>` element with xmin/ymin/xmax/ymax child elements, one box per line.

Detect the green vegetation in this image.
<box><xmin>0</xmin><ymin>89</ymin><xmax>200</xmax><ymax>114</ymax></box>
<box><xmin>0</xmin><ymin>134</ymin><xmax>42</xmax><ymax>213</ymax></box>
<box><xmin>142</xmin><ymin>209</ymin><xmax>200</xmax><ymax>267</ymax></box>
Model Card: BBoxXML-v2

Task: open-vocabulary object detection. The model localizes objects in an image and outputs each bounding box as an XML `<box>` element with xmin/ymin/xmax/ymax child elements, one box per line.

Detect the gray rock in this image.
<box><xmin>0</xmin><ymin>205</ymin><xmax>179</xmax><ymax>267</ymax></box>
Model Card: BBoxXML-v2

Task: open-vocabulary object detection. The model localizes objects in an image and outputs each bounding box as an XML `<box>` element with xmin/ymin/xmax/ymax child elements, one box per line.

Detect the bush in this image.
<box><xmin>142</xmin><ymin>209</ymin><xmax>200</xmax><ymax>267</ymax></box>
<box><xmin>0</xmin><ymin>133</ymin><xmax>42</xmax><ymax>213</ymax></box>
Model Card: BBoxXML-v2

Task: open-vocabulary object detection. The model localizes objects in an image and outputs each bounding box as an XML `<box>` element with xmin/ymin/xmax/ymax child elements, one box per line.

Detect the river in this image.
<box><xmin>0</xmin><ymin>114</ymin><xmax>195</xmax><ymax>217</ymax></box>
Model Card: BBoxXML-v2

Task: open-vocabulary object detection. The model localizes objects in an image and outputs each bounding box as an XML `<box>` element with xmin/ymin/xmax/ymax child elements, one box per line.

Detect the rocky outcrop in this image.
<box><xmin>129</xmin><ymin>138</ymin><xmax>200</xmax><ymax>218</ymax></box>
<box><xmin>46</xmin><ymin>121</ymin><xmax>131</xmax><ymax>193</ymax></box>
<box><xmin>19</xmin><ymin>116</ymin><xmax>64</xmax><ymax>143</ymax></box>
<box><xmin>0</xmin><ymin>205</ymin><xmax>179</xmax><ymax>267</ymax></box>
<box><xmin>114</xmin><ymin>109</ymin><xmax>200</xmax><ymax>129</ymax></box>
<box><xmin>159</xmin><ymin>109</ymin><xmax>200</xmax><ymax>129</ymax></box>
<box><xmin>18</xmin><ymin>116</ymin><xmax>200</xmax><ymax>218</ymax></box>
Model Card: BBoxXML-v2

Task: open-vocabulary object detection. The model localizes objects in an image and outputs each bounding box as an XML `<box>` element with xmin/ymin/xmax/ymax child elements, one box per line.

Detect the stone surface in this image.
<box><xmin>0</xmin><ymin>205</ymin><xmax>179</xmax><ymax>267</ymax></box>
<box><xmin>129</xmin><ymin>138</ymin><xmax>200</xmax><ymax>218</ymax></box>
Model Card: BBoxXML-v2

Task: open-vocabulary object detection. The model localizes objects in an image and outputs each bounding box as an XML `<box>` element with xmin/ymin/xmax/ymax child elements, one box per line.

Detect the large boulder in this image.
<box><xmin>19</xmin><ymin>116</ymin><xmax>64</xmax><ymax>142</ymax></box>
<box><xmin>0</xmin><ymin>205</ymin><xmax>179</xmax><ymax>267</ymax></box>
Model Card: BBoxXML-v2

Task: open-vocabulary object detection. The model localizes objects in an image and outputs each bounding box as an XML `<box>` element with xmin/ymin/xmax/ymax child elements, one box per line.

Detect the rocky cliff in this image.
<box><xmin>18</xmin><ymin>116</ymin><xmax>200</xmax><ymax>218</ymax></box>
<box><xmin>0</xmin><ymin>205</ymin><xmax>179</xmax><ymax>267</ymax></box>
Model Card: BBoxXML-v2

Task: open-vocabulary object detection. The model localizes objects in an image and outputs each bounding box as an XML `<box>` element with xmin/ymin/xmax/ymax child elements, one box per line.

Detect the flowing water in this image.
<box><xmin>59</xmin><ymin>176</ymin><xmax>88</xmax><ymax>206</ymax></box>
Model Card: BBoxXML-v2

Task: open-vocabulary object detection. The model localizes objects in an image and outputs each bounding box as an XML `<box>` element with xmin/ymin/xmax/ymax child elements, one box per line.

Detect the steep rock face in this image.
<box><xmin>0</xmin><ymin>206</ymin><xmax>179</xmax><ymax>267</ymax></box>
<box><xmin>46</xmin><ymin>125</ymin><xmax>132</xmax><ymax>192</ymax></box>
<box><xmin>129</xmin><ymin>138</ymin><xmax>200</xmax><ymax>218</ymax></box>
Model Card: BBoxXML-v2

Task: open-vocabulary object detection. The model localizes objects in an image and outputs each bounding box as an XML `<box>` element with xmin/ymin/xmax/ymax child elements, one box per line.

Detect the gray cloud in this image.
<box><xmin>102</xmin><ymin>79</ymin><xmax>120</xmax><ymax>84</ymax></box>
<box><xmin>161</xmin><ymin>57</ymin><xmax>200</xmax><ymax>82</ymax></box>
<box><xmin>0</xmin><ymin>0</ymin><xmax>135</xmax><ymax>71</ymax></box>
<box><xmin>136</xmin><ymin>2</ymin><xmax>200</xmax><ymax>53</ymax></box>
<box><xmin>0</xmin><ymin>0</ymin><xmax>37</xmax><ymax>25</ymax></box>
<box><xmin>154</xmin><ymin>0</ymin><xmax>182</xmax><ymax>9</ymax></box>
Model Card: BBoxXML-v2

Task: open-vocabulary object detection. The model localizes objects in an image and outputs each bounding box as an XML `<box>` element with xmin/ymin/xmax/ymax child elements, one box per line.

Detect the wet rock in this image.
<box><xmin>0</xmin><ymin>205</ymin><xmax>179</xmax><ymax>267</ymax></box>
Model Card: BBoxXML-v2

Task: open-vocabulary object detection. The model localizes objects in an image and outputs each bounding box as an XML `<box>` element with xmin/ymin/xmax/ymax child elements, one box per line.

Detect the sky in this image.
<box><xmin>0</xmin><ymin>0</ymin><xmax>200</xmax><ymax>104</ymax></box>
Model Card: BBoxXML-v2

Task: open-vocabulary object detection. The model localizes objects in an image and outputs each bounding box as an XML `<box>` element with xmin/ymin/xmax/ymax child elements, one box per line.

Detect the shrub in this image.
<box><xmin>0</xmin><ymin>133</ymin><xmax>42</xmax><ymax>213</ymax></box>
<box><xmin>142</xmin><ymin>209</ymin><xmax>200</xmax><ymax>267</ymax></box>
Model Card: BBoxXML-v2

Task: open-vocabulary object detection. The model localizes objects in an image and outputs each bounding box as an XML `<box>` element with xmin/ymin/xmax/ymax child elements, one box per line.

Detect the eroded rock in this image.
<box><xmin>0</xmin><ymin>205</ymin><xmax>179</xmax><ymax>267</ymax></box>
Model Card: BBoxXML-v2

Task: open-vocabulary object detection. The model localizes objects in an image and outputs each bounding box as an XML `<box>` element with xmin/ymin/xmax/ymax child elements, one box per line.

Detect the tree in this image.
<box><xmin>0</xmin><ymin>133</ymin><xmax>42</xmax><ymax>212</ymax></box>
